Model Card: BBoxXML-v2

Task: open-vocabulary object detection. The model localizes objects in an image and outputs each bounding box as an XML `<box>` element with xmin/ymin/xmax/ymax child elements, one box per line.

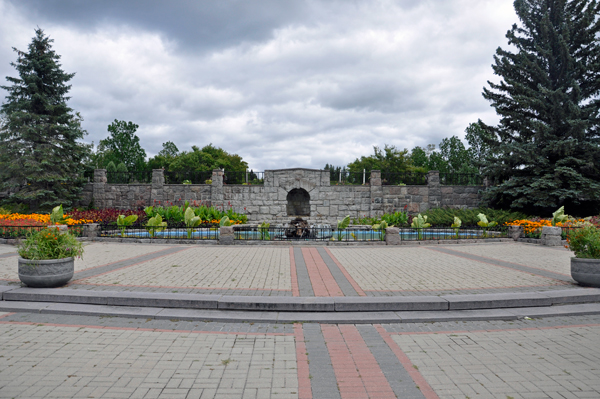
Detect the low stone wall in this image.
<box><xmin>86</xmin><ymin>168</ymin><xmax>485</xmax><ymax>223</ymax></box>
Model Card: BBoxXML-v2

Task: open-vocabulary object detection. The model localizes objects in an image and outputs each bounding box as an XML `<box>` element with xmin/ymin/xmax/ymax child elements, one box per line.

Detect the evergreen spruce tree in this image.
<box><xmin>480</xmin><ymin>0</ymin><xmax>600</xmax><ymax>214</ymax></box>
<box><xmin>0</xmin><ymin>29</ymin><xmax>90</xmax><ymax>210</ymax></box>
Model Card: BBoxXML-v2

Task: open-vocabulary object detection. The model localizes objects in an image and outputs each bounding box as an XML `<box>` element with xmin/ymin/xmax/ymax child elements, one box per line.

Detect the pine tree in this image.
<box><xmin>480</xmin><ymin>0</ymin><xmax>600</xmax><ymax>214</ymax></box>
<box><xmin>0</xmin><ymin>28</ymin><xmax>90</xmax><ymax>210</ymax></box>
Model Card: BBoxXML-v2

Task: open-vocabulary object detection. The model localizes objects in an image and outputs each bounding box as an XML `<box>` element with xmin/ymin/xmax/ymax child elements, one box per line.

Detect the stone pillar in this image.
<box><xmin>370</xmin><ymin>170</ymin><xmax>383</xmax><ymax>219</ymax></box>
<box><xmin>93</xmin><ymin>169</ymin><xmax>107</xmax><ymax>209</ymax></box>
<box><xmin>385</xmin><ymin>227</ymin><xmax>401</xmax><ymax>245</ymax></box>
<box><xmin>541</xmin><ymin>226</ymin><xmax>562</xmax><ymax>246</ymax></box>
<box><xmin>219</xmin><ymin>225</ymin><xmax>234</xmax><ymax>245</ymax></box>
<box><xmin>427</xmin><ymin>170</ymin><xmax>441</xmax><ymax>210</ymax></box>
<box><xmin>508</xmin><ymin>225</ymin><xmax>523</xmax><ymax>241</ymax></box>
<box><xmin>321</xmin><ymin>169</ymin><xmax>330</xmax><ymax>186</ymax></box>
<box><xmin>151</xmin><ymin>169</ymin><xmax>165</xmax><ymax>205</ymax></box>
<box><xmin>212</xmin><ymin>169</ymin><xmax>224</xmax><ymax>208</ymax></box>
<box><xmin>83</xmin><ymin>223</ymin><xmax>99</xmax><ymax>239</ymax></box>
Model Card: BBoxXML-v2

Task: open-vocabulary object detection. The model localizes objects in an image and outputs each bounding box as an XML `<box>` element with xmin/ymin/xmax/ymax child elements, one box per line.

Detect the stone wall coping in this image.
<box><xmin>266</xmin><ymin>167</ymin><xmax>324</xmax><ymax>172</ymax></box>
<box><xmin>164</xmin><ymin>184</ymin><xmax>211</xmax><ymax>186</ymax></box>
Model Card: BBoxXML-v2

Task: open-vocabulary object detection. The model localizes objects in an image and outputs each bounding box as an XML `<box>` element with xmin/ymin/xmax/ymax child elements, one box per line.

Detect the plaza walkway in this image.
<box><xmin>0</xmin><ymin>242</ymin><xmax>599</xmax><ymax>398</ymax></box>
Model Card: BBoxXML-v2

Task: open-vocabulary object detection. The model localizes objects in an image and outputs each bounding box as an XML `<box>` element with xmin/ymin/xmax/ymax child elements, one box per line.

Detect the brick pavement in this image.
<box><xmin>0</xmin><ymin>242</ymin><xmax>589</xmax><ymax>298</ymax></box>
<box><xmin>387</xmin><ymin>322</ymin><xmax>600</xmax><ymax>398</ymax></box>
<box><xmin>78</xmin><ymin>246</ymin><xmax>292</xmax><ymax>292</ymax></box>
<box><xmin>0</xmin><ymin>243</ymin><xmax>176</xmax><ymax>280</ymax></box>
<box><xmin>1</xmin><ymin>312</ymin><xmax>599</xmax><ymax>398</ymax></box>
<box><xmin>437</xmin><ymin>242</ymin><xmax>573</xmax><ymax>276</ymax></box>
<box><xmin>329</xmin><ymin>246</ymin><xmax>569</xmax><ymax>294</ymax></box>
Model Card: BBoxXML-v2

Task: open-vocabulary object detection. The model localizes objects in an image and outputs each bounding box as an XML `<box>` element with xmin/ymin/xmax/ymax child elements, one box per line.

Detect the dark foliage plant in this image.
<box><xmin>420</xmin><ymin>207</ymin><xmax>529</xmax><ymax>227</ymax></box>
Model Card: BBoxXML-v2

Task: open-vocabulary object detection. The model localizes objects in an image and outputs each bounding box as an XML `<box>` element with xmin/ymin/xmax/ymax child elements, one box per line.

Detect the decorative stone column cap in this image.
<box><xmin>541</xmin><ymin>226</ymin><xmax>562</xmax><ymax>236</ymax></box>
<box><xmin>93</xmin><ymin>169</ymin><xmax>107</xmax><ymax>183</ymax></box>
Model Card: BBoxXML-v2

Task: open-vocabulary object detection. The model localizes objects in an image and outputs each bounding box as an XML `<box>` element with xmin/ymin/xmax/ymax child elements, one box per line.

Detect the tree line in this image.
<box><xmin>325</xmin><ymin>122</ymin><xmax>490</xmax><ymax>182</ymax></box>
<box><xmin>90</xmin><ymin>119</ymin><xmax>247</xmax><ymax>175</ymax></box>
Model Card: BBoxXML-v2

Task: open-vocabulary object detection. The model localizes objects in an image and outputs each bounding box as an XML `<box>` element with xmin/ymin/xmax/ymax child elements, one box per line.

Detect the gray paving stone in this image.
<box><xmin>507</xmin><ymin>303</ymin><xmax>600</xmax><ymax>318</ymax></box>
<box><xmin>218</xmin><ymin>295</ymin><xmax>334</xmax><ymax>311</ymax></box>
<box><xmin>0</xmin><ymin>285</ymin><xmax>17</xmax><ymax>299</ymax></box>
<box><xmin>42</xmin><ymin>302</ymin><xmax>164</xmax><ymax>318</ymax></box>
<box><xmin>316</xmin><ymin>247</ymin><xmax>358</xmax><ymax>296</ymax></box>
<box><xmin>442</xmin><ymin>291</ymin><xmax>554</xmax><ymax>310</ymax></box>
<box><xmin>334</xmin><ymin>295</ymin><xmax>448</xmax><ymax>311</ymax></box>
<box><xmin>155</xmin><ymin>308</ymin><xmax>280</xmax><ymax>323</ymax></box>
<box><xmin>397</xmin><ymin>308</ymin><xmax>519</xmax><ymax>323</ymax></box>
<box><xmin>107</xmin><ymin>291</ymin><xmax>221</xmax><ymax>309</ymax></box>
<box><xmin>293</xmin><ymin>247</ymin><xmax>314</xmax><ymax>297</ymax></box>
<box><xmin>541</xmin><ymin>287</ymin><xmax>600</xmax><ymax>304</ymax></box>
<box><xmin>0</xmin><ymin>300</ymin><xmax>51</xmax><ymax>312</ymax></box>
<box><xmin>4</xmin><ymin>287</ymin><xmax>112</xmax><ymax>304</ymax></box>
<box><xmin>277</xmin><ymin>311</ymin><xmax>402</xmax><ymax>324</ymax></box>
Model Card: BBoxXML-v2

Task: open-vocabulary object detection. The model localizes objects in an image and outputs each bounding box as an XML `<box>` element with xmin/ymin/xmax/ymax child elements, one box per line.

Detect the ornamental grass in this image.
<box><xmin>18</xmin><ymin>227</ymin><xmax>84</xmax><ymax>260</ymax></box>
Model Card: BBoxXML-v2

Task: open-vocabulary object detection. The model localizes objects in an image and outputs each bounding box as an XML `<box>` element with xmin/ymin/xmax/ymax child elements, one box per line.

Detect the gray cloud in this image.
<box><xmin>0</xmin><ymin>0</ymin><xmax>515</xmax><ymax>171</ymax></box>
<box><xmin>7</xmin><ymin>0</ymin><xmax>311</xmax><ymax>53</ymax></box>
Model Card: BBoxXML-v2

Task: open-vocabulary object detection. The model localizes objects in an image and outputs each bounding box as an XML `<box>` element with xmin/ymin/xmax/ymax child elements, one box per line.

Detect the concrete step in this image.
<box><xmin>1</xmin><ymin>300</ymin><xmax>599</xmax><ymax>324</ymax></box>
<box><xmin>1</xmin><ymin>286</ymin><xmax>600</xmax><ymax>313</ymax></box>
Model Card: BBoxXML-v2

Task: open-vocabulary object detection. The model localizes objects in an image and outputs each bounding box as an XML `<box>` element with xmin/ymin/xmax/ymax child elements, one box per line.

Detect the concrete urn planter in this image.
<box><xmin>571</xmin><ymin>257</ymin><xmax>600</xmax><ymax>288</ymax></box>
<box><xmin>18</xmin><ymin>257</ymin><xmax>74</xmax><ymax>288</ymax></box>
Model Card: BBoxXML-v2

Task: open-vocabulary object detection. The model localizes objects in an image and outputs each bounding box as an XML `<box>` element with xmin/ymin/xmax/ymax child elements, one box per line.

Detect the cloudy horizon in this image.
<box><xmin>0</xmin><ymin>0</ymin><xmax>517</xmax><ymax>171</ymax></box>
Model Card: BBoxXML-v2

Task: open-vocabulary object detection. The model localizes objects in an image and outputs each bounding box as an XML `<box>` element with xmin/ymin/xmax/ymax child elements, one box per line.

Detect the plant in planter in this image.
<box><xmin>335</xmin><ymin>215</ymin><xmax>350</xmax><ymax>241</ymax></box>
<box><xmin>411</xmin><ymin>214</ymin><xmax>430</xmax><ymax>240</ymax></box>
<box><xmin>116</xmin><ymin>214</ymin><xmax>138</xmax><ymax>237</ymax></box>
<box><xmin>477</xmin><ymin>213</ymin><xmax>497</xmax><ymax>238</ymax></box>
<box><xmin>146</xmin><ymin>214</ymin><xmax>167</xmax><ymax>238</ymax></box>
<box><xmin>372</xmin><ymin>220</ymin><xmax>391</xmax><ymax>241</ymax></box>
<box><xmin>17</xmin><ymin>227</ymin><xmax>84</xmax><ymax>287</ymax></box>
<box><xmin>567</xmin><ymin>225</ymin><xmax>600</xmax><ymax>287</ymax></box>
<box><xmin>451</xmin><ymin>216</ymin><xmax>462</xmax><ymax>238</ymax></box>
<box><xmin>551</xmin><ymin>206</ymin><xmax>568</xmax><ymax>226</ymax></box>
<box><xmin>258</xmin><ymin>221</ymin><xmax>271</xmax><ymax>241</ymax></box>
<box><xmin>184</xmin><ymin>207</ymin><xmax>201</xmax><ymax>239</ymax></box>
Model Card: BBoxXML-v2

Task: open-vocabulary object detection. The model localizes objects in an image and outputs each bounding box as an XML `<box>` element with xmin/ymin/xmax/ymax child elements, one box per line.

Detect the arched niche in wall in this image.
<box><xmin>286</xmin><ymin>188</ymin><xmax>310</xmax><ymax>216</ymax></box>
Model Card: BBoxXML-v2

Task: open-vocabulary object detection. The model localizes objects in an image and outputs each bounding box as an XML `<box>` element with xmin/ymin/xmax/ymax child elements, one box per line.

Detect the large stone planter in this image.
<box><xmin>541</xmin><ymin>226</ymin><xmax>562</xmax><ymax>246</ymax></box>
<box><xmin>571</xmin><ymin>257</ymin><xmax>600</xmax><ymax>287</ymax></box>
<box><xmin>18</xmin><ymin>257</ymin><xmax>74</xmax><ymax>288</ymax></box>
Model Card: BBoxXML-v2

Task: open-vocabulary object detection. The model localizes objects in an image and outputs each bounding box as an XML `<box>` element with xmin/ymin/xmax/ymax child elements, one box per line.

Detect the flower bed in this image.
<box><xmin>0</xmin><ymin>213</ymin><xmax>93</xmax><ymax>225</ymax></box>
<box><xmin>506</xmin><ymin>217</ymin><xmax>596</xmax><ymax>239</ymax></box>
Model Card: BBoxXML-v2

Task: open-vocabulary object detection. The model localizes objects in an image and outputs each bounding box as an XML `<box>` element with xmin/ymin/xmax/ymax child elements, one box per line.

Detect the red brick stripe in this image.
<box><xmin>374</xmin><ymin>324</ymin><xmax>440</xmax><ymax>399</ymax></box>
<box><xmin>302</xmin><ymin>248</ymin><xmax>343</xmax><ymax>297</ymax></box>
<box><xmin>322</xmin><ymin>324</ymin><xmax>396</xmax><ymax>398</ymax></box>
<box><xmin>294</xmin><ymin>323</ymin><xmax>312</xmax><ymax>399</ymax></box>
<box><xmin>324</xmin><ymin>247</ymin><xmax>367</xmax><ymax>296</ymax></box>
<box><xmin>290</xmin><ymin>247</ymin><xmax>300</xmax><ymax>297</ymax></box>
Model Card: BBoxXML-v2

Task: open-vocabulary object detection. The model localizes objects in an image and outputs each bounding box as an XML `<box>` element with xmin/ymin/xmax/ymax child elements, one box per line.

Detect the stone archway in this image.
<box><xmin>287</xmin><ymin>188</ymin><xmax>310</xmax><ymax>216</ymax></box>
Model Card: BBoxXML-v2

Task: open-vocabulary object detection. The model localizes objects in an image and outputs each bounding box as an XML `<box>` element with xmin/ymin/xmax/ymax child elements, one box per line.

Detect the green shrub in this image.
<box><xmin>421</xmin><ymin>207</ymin><xmax>529</xmax><ymax>227</ymax></box>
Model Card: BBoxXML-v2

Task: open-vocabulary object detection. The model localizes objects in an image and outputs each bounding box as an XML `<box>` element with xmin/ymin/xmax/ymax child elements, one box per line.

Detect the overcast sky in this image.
<box><xmin>0</xmin><ymin>0</ymin><xmax>517</xmax><ymax>171</ymax></box>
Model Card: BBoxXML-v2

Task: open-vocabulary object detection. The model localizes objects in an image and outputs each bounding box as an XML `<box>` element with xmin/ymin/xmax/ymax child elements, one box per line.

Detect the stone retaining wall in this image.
<box><xmin>85</xmin><ymin>168</ymin><xmax>484</xmax><ymax>223</ymax></box>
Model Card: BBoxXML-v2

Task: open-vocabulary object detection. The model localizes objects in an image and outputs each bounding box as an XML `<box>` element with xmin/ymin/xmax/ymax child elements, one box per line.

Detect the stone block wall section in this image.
<box><xmin>85</xmin><ymin>168</ymin><xmax>484</xmax><ymax>223</ymax></box>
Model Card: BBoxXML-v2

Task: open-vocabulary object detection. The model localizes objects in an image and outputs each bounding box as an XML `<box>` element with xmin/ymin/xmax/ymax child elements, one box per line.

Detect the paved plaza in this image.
<box><xmin>0</xmin><ymin>241</ymin><xmax>599</xmax><ymax>398</ymax></box>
